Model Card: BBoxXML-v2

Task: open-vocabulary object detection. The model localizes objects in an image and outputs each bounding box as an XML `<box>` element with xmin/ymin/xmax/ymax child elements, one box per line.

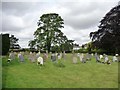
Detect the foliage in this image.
<box><xmin>90</xmin><ymin>5</ymin><xmax>120</xmax><ymax>54</ymax></box>
<box><xmin>10</xmin><ymin>35</ymin><xmax>20</xmax><ymax>49</ymax></box>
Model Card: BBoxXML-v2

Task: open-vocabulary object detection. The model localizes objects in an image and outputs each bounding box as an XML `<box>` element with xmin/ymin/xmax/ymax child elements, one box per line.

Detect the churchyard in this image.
<box><xmin>2</xmin><ymin>53</ymin><xmax>118</xmax><ymax>88</ymax></box>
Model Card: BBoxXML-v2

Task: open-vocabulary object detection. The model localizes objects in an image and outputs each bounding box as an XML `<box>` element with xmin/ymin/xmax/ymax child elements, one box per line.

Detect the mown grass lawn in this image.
<box><xmin>2</xmin><ymin>54</ymin><xmax>118</xmax><ymax>88</ymax></box>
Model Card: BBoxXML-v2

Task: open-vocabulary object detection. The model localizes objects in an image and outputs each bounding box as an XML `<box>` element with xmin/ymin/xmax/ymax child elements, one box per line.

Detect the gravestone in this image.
<box><xmin>57</xmin><ymin>53</ymin><xmax>62</xmax><ymax>60</ymax></box>
<box><xmin>104</xmin><ymin>55</ymin><xmax>109</xmax><ymax>63</ymax></box>
<box><xmin>51</xmin><ymin>53</ymin><xmax>56</xmax><ymax>62</ymax></box>
<box><xmin>81</xmin><ymin>53</ymin><xmax>86</xmax><ymax>63</ymax></box>
<box><xmin>100</xmin><ymin>55</ymin><xmax>103</xmax><ymax>60</ymax></box>
<box><xmin>9</xmin><ymin>51</ymin><xmax>15</xmax><ymax>60</ymax></box>
<box><xmin>95</xmin><ymin>53</ymin><xmax>100</xmax><ymax>63</ymax></box>
<box><xmin>72</xmin><ymin>54</ymin><xmax>77</xmax><ymax>64</ymax></box>
<box><xmin>43</xmin><ymin>53</ymin><xmax>48</xmax><ymax>62</ymax></box>
<box><xmin>80</xmin><ymin>53</ymin><xmax>83</xmax><ymax>62</ymax></box>
<box><xmin>32</xmin><ymin>52</ymin><xmax>36</xmax><ymax>62</ymax></box>
<box><xmin>37</xmin><ymin>56</ymin><xmax>43</xmax><ymax>65</ymax></box>
<box><xmin>7</xmin><ymin>59</ymin><xmax>11</xmax><ymax>63</ymax></box>
<box><xmin>113</xmin><ymin>56</ymin><xmax>118</xmax><ymax>62</ymax></box>
<box><xmin>29</xmin><ymin>52</ymin><xmax>36</xmax><ymax>63</ymax></box>
<box><xmin>86</xmin><ymin>53</ymin><xmax>91</xmax><ymax>61</ymax></box>
<box><xmin>18</xmin><ymin>52</ymin><xmax>24</xmax><ymax>62</ymax></box>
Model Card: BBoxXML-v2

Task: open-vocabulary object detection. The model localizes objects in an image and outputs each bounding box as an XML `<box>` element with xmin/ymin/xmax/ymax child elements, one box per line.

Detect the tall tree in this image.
<box><xmin>10</xmin><ymin>35</ymin><xmax>20</xmax><ymax>49</ymax></box>
<box><xmin>29</xmin><ymin>13</ymin><xmax>74</xmax><ymax>52</ymax></box>
<box><xmin>90</xmin><ymin>4</ymin><xmax>120</xmax><ymax>53</ymax></box>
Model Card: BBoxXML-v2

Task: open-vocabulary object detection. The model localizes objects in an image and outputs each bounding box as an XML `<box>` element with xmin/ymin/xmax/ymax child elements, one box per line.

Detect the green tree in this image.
<box><xmin>90</xmin><ymin>4</ymin><xmax>120</xmax><ymax>54</ymax></box>
<box><xmin>10</xmin><ymin>35</ymin><xmax>20</xmax><ymax>49</ymax></box>
<box><xmin>29</xmin><ymin>13</ymin><xmax>74</xmax><ymax>52</ymax></box>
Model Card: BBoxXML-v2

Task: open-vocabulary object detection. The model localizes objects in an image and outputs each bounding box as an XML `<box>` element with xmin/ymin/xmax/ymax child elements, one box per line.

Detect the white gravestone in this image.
<box><xmin>104</xmin><ymin>55</ymin><xmax>109</xmax><ymax>63</ymax></box>
<box><xmin>37</xmin><ymin>56</ymin><xmax>43</xmax><ymax>65</ymax></box>
<box><xmin>113</xmin><ymin>56</ymin><xmax>118</xmax><ymax>62</ymax></box>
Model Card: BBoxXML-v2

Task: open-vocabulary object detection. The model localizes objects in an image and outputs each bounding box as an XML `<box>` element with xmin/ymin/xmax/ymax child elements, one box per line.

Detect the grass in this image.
<box><xmin>1</xmin><ymin>54</ymin><xmax>118</xmax><ymax>88</ymax></box>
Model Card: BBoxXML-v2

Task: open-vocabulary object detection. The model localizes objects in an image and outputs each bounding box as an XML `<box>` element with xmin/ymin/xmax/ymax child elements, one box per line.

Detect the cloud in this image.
<box><xmin>2</xmin><ymin>13</ymin><xmax>25</xmax><ymax>32</ymax></box>
<box><xmin>1</xmin><ymin>0</ymin><xmax>119</xmax><ymax>48</ymax></box>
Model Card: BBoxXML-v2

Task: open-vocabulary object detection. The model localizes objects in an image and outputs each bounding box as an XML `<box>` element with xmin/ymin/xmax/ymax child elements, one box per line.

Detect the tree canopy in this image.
<box><xmin>28</xmin><ymin>13</ymin><xmax>74</xmax><ymax>52</ymax></box>
<box><xmin>90</xmin><ymin>5</ymin><xmax>120</xmax><ymax>54</ymax></box>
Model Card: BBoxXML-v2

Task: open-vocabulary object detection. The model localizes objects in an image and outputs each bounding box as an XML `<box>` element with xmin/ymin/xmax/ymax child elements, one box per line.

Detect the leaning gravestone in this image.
<box><xmin>18</xmin><ymin>52</ymin><xmax>24</xmax><ymax>62</ymax></box>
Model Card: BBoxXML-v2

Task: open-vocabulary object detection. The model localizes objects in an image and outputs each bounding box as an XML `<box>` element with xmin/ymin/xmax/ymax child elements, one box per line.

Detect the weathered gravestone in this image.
<box><xmin>18</xmin><ymin>52</ymin><xmax>24</xmax><ymax>62</ymax></box>
<box><xmin>51</xmin><ymin>53</ymin><xmax>56</xmax><ymax>62</ymax></box>
<box><xmin>57</xmin><ymin>53</ymin><xmax>62</xmax><ymax>60</ymax></box>
<box><xmin>104</xmin><ymin>55</ymin><xmax>109</xmax><ymax>63</ymax></box>
<box><xmin>113</xmin><ymin>55</ymin><xmax>118</xmax><ymax>62</ymax></box>
<box><xmin>95</xmin><ymin>53</ymin><xmax>101</xmax><ymax>63</ymax></box>
<box><xmin>80</xmin><ymin>53</ymin><xmax>86</xmax><ymax>63</ymax></box>
<box><xmin>29</xmin><ymin>52</ymin><xmax>36</xmax><ymax>63</ymax></box>
<box><xmin>72</xmin><ymin>54</ymin><xmax>78</xmax><ymax>64</ymax></box>
<box><xmin>9</xmin><ymin>51</ymin><xmax>15</xmax><ymax>60</ymax></box>
<box><xmin>86</xmin><ymin>53</ymin><xmax>91</xmax><ymax>61</ymax></box>
<box><xmin>43</xmin><ymin>53</ymin><xmax>48</xmax><ymax>62</ymax></box>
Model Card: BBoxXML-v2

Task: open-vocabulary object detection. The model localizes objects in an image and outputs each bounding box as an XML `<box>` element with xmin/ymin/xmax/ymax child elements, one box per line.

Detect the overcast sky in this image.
<box><xmin>1</xmin><ymin>0</ymin><xmax>119</xmax><ymax>48</ymax></box>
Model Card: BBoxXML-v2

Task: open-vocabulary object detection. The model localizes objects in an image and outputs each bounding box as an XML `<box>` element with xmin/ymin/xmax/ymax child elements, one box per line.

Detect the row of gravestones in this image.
<box><xmin>72</xmin><ymin>53</ymin><xmax>120</xmax><ymax>65</ymax></box>
<box><xmin>8</xmin><ymin>51</ymin><xmax>66</xmax><ymax>65</ymax></box>
<box><xmin>8</xmin><ymin>52</ymin><xmax>120</xmax><ymax>65</ymax></box>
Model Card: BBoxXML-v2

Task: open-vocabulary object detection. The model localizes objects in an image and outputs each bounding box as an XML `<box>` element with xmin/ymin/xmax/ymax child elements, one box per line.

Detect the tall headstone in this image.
<box><xmin>81</xmin><ymin>53</ymin><xmax>86</xmax><ymax>63</ymax></box>
<box><xmin>72</xmin><ymin>54</ymin><xmax>78</xmax><ymax>64</ymax></box>
<box><xmin>95</xmin><ymin>53</ymin><xmax>100</xmax><ymax>63</ymax></box>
